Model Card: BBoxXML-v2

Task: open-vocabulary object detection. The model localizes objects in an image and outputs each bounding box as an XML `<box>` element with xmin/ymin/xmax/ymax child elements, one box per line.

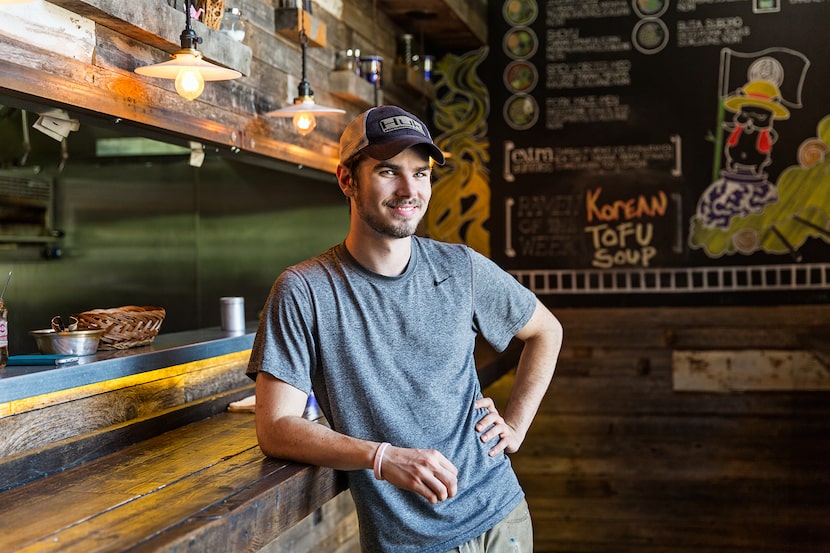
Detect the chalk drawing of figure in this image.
<box><xmin>723</xmin><ymin>80</ymin><xmax>790</xmax><ymax>176</ymax></box>
<box><xmin>694</xmin><ymin>80</ymin><xmax>790</xmax><ymax>231</ymax></box>
<box><xmin>690</xmin><ymin>49</ymin><xmax>811</xmax><ymax>256</ymax></box>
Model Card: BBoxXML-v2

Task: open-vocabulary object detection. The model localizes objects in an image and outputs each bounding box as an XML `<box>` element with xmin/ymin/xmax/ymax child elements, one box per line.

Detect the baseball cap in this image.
<box><xmin>339</xmin><ymin>105</ymin><xmax>445</xmax><ymax>165</ymax></box>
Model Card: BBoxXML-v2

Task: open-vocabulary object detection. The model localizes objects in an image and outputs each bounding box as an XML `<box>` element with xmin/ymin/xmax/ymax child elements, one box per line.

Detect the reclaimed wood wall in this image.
<box><xmin>0</xmin><ymin>0</ymin><xmax>423</xmax><ymax>174</ymax></box>
<box><xmin>488</xmin><ymin>304</ymin><xmax>830</xmax><ymax>553</ymax></box>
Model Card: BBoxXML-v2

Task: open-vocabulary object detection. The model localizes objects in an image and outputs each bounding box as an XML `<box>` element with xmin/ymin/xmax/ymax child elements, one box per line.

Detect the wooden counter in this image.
<box><xmin>0</xmin><ymin>410</ymin><xmax>346</xmax><ymax>552</ymax></box>
<box><xmin>1</xmin><ymin>327</ymin><xmax>260</xmax><ymax>490</ymax></box>
<box><xmin>0</xmin><ymin>327</ymin><xmax>352</xmax><ymax>552</ymax></box>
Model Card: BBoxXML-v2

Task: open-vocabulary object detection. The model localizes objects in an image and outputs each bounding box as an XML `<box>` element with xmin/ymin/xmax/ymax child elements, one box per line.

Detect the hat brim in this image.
<box><xmin>363</xmin><ymin>136</ymin><xmax>446</xmax><ymax>165</ymax></box>
<box><xmin>723</xmin><ymin>96</ymin><xmax>790</xmax><ymax>119</ymax></box>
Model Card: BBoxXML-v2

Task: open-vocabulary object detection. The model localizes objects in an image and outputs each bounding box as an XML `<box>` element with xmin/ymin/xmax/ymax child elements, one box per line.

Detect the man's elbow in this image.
<box><xmin>548</xmin><ymin>312</ymin><xmax>564</xmax><ymax>348</ymax></box>
<box><xmin>255</xmin><ymin>415</ymin><xmax>301</xmax><ymax>460</ymax></box>
<box><xmin>524</xmin><ymin>303</ymin><xmax>564</xmax><ymax>348</ymax></box>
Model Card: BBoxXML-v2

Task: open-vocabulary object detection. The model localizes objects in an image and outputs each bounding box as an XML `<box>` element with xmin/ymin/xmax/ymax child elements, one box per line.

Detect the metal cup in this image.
<box><xmin>220</xmin><ymin>297</ymin><xmax>246</xmax><ymax>333</ymax></box>
<box><xmin>335</xmin><ymin>49</ymin><xmax>360</xmax><ymax>72</ymax></box>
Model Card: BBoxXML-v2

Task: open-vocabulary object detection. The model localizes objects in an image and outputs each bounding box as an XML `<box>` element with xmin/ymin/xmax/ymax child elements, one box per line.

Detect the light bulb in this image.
<box><xmin>293</xmin><ymin>112</ymin><xmax>316</xmax><ymax>136</ymax></box>
<box><xmin>175</xmin><ymin>68</ymin><xmax>205</xmax><ymax>101</ymax></box>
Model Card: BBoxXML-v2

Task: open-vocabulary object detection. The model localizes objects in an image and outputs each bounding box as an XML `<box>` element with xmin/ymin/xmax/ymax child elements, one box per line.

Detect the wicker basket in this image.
<box><xmin>77</xmin><ymin>306</ymin><xmax>166</xmax><ymax>350</ymax></box>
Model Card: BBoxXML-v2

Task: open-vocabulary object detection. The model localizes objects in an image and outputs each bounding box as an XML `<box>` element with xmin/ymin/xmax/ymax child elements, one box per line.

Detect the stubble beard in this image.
<box><xmin>353</xmin><ymin>183</ymin><xmax>424</xmax><ymax>239</ymax></box>
<box><xmin>359</xmin><ymin>198</ymin><xmax>423</xmax><ymax>238</ymax></box>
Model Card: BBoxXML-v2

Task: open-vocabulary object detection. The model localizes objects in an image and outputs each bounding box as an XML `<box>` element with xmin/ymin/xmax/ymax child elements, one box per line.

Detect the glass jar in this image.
<box><xmin>396</xmin><ymin>34</ymin><xmax>414</xmax><ymax>66</ymax></box>
<box><xmin>335</xmin><ymin>49</ymin><xmax>361</xmax><ymax>73</ymax></box>
<box><xmin>360</xmin><ymin>56</ymin><xmax>384</xmax><ymax>86</ymax></box>
<box><xmin>220</xmin><ymin>8</ymin><xmax>246</xmax><ymax>42</ymax></box>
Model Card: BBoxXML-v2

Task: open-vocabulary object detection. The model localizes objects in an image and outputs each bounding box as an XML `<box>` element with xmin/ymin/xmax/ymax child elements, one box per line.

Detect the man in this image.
<box><xmin>247</xmin><ymin>105</ymin><xmax>562</xmax><ymax>552</ymax></box>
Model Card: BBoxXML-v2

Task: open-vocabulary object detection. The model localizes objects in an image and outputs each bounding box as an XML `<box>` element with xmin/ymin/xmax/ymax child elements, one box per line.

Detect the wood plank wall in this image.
<box><xmin>487</xmin><ymin>305</ymin><xmax>830</xmax><ymax>553</ymax></box>
<box><xmin>0</xmin><ymin>0</ymin><xmax>422</xmax><ymax>174</ymax></box>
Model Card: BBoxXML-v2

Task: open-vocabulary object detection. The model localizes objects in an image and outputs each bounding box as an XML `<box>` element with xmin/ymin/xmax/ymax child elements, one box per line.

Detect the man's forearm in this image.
<box><xmin>258</xmin><ymin>414</ymin><xmax>379</xmax><ymax>471</ymax></box>
<box><xmin>505</xmin><ymin>308</ymin><xmax>563</xmax><ymax>443</ymax></box>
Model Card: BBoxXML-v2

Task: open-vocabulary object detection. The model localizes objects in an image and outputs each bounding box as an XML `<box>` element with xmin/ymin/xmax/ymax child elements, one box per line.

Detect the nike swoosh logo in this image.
<box><xmin>434</xmin><ymin>275</ymin><xmax>451</xmax><ymax>286</ymax></box>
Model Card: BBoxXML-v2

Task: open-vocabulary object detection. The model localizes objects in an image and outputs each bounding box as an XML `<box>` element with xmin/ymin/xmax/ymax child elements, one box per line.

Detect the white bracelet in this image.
<box><xmin>373</xmin><ymin>442</ymin><xmax>391</xmax><ymax>480</ymax></box>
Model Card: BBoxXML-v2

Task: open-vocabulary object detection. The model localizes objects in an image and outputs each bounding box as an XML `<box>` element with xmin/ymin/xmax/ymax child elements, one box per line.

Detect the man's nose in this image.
<box><xmin>396</xmin><ymin>175</ymin><xmax>420</xmax><ymax>196</ymax></box>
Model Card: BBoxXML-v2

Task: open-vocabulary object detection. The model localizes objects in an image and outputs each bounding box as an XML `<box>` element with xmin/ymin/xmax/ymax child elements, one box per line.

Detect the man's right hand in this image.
<box><xmin>379</xmin><ymin>446</ymin><xmax>459</xmax><ymax>504</ymax></box>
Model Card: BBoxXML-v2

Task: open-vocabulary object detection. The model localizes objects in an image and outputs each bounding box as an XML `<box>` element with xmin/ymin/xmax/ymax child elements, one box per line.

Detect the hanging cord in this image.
<box><xmin>297</xmin><ymin>7</ymin><xmax>313</xmax><ymax>99</ymax></box>
<box><xmin>20</xmin><ymin>110</ymin><xmax>30</xmax><ymax>166</ymax></box>
<box><xmin>180</xmin><ymin>0</ymin><xmax>203</xmax><ymax>50</ymax></box>
<box><xmin>299</xmin><ymin>5</ymin><xmax>307</xmax><ymax>50</ymax></box>
<box><xmin>372</xmin><ymin>0</ymin><xmax>379</xmax><ymax>105</ymax></box>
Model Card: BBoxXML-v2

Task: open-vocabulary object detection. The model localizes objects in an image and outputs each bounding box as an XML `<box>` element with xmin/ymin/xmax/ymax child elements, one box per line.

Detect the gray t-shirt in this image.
<box><xmin>248</xmin><ymin>236</ymin><xmax>537</xmax><ymax>553</ymax></box>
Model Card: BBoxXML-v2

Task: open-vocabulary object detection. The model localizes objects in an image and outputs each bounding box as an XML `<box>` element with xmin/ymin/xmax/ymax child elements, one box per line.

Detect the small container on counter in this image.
<box><xmin>30</xmin><ymin>328</ymin><xmax>104</xmax><ymax>356</ymax></box>
<box><xmin>220</xmin><ymin>297</ymin><xmax>246</xmax><ymax>333</ymax></box>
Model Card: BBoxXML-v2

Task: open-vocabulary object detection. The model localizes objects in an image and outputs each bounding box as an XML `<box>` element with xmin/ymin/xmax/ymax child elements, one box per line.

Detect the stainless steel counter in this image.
<box><xmin>0</xmin><ymin>325</ymin><xmax>256</xmax><ymax>403</ymax></box>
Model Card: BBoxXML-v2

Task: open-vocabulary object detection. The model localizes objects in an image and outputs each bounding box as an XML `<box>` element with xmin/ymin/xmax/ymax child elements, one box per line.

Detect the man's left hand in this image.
<box><xmin>474</xmin><ymin>397</ymin><xmax>522</xmax><ymax>456</ymax></box>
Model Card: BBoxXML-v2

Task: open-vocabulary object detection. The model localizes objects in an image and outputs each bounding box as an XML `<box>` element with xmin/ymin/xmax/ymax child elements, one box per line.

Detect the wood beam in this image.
<box><xmin>0</xmin><ymin>33</ymin><xmax>338</xmax><ymax>174</ymax></box>
<box><xmin>47</xmin><ymin>0</ymin><xmax>252</xmax><ymax>75</ymax></box>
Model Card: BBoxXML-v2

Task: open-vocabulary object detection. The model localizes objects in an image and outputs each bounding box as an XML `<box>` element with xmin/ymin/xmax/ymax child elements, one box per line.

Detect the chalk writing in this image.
<box><xmin>545</xmin><ymin>0</ymin><xmax>630</xmax><ymax>27</ymax></box>
<box><xmin>585</xmin><ymin>222</ymin><xmax>658</xmax><ymax>268</ymax></box>
<box><xmin>513</xmin><ymin>194</ymin><xmax>582</xmax><ymax>258</ymax></box>
<box><xmin>586</xmin><ymin>187</ymin><xmax>668</xmax><ymax>222</ymax></box>
<box><xmin>676</xmin><ymin>0</ymin><xmax>747</xmax><ymax>13</ymax></box>
<box><xmin>583</xmin><ymin>187</ymin><xmax>668</xmax><ymax>268</ymax></box>
<box><xmin>677</xmin><ymin>18</ymin><xmax>751</xmax><ymax>47</ymax></box>
<box><xmin>517</xmin><ymin>194</ymin><xmax>580</xmax><ymax>217</ymax></box>
<box><xmin>547</xmin><ymin>60</ymin><xmax>632</xmax><ymax>89</ymax></box>
<box><xmin>504</xmin><ymin>141</ymin><xmax>555</xmax><ymax>182</ymax></box>
<box><xmin>546</xmin><ymin>28</ymin><xmax>631</xmax><ymax>61</ymax></box>
<box><xmin>547</xmin><ymin>96</ymin><xmax>630</xmax><ymax>128</ymax></box>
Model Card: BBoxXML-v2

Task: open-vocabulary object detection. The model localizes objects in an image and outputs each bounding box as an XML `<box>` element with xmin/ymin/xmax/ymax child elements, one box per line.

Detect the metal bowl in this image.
<box><xmin>30</xmin><ymin>328</ymin><xmax>104</xmax><ymax>356</ymax></box>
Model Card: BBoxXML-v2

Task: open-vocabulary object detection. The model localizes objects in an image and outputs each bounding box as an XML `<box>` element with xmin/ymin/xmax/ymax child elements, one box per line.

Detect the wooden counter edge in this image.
<box><xmin>130</xmin><ymin>461</ymin><xmax>349</xmax><ymax>553</ymax></box>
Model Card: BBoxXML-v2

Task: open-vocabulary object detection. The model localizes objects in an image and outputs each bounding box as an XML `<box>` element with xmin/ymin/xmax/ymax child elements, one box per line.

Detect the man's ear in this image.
<box><xmin>335</xmin><ymin>164</ymin><xmax>354</xmax><ymax>197</ymax></box>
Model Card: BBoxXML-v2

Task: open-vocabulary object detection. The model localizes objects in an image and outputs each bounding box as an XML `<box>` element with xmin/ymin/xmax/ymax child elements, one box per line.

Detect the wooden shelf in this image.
<box><xmin>329</xmin><ymin>70</ymin><xmax>378</xmax><ymax>106</ymax></box>
<box><xmin>275</xmin><ymin>8</ymin><xmax>326</xmax><ymax>48</ymax></box>
<box><xmin>48</xmin><ymin>0</ymin><xmax>252</xmax><ymax>75</ymax></box>
<box><xmin>391</xmin><ymin>65</ymin><xmax>434</xmax><ymax>99</ymax></box>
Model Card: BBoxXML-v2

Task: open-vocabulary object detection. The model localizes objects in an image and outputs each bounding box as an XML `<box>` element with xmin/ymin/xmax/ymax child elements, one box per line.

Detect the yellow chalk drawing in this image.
<box><xmin>690</xmin><ymin>115</ymin><xmax>830</xmax><ymax>258</ymax></box>
<box><xmin>689</xmin><ymin>47</ymin><xmax>821</xmax><ymax>258</ymax></box>
<box><xmin>427</xmin><ymin>47</ymin><xmax>492</xmax><ymax>257</ymax></box>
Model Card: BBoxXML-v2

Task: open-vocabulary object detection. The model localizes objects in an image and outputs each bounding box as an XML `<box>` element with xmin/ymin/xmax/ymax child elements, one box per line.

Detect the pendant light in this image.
<box><xmin>266</xmin><ymin>8</ymin><xmax>344</xmax><ymax>135</ymax></box>
<box><xmin>135</xmin><ymin>0</ymin><xmax>241</xmax><ymax>101</ymax></box>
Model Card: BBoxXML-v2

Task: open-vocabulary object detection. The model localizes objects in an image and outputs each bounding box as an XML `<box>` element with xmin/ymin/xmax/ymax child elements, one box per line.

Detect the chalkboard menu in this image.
<box><xmin>486</xmin><ymin>0</ymin><xmax>830</xmax><ymax>302</ymax></box>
